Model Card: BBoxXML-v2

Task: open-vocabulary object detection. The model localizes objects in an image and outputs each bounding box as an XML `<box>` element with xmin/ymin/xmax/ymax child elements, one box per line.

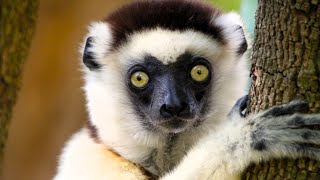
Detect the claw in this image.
<box><xmin>262</xmin><ymin>100</ymin><xmax>309</xmax><ymax>118</ymax></box>
<box><xmin>228</xmin><ymin>95</ymin><xmax>248</xmax><ymax>118</ymax></box>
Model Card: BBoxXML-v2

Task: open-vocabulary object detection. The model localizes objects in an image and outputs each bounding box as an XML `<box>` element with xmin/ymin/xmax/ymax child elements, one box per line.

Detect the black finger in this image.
<box><xmin>286</xmin><ymin>114</ymin><xmax>320</xmax><ymax>127</ymax></box>
<box><xmin>262</xmin><ymin>100</ymin><xmax>309</xmax><ymax>118</ymax></box>
<box><xmin>273</xmin><ymin>143</ymin><xmax>320</xmax><ymax>161</ymax></box>
<box><xmin>268</xmin><ymin>129</ymin><xmax>320</xmax><ymax>145</ymax></box>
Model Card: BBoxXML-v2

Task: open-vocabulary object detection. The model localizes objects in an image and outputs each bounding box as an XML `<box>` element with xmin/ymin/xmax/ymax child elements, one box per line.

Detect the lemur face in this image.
<box><xmin>118</xmin><ymin>27</ymin><xmax>227</xmax><ymax>134</ymax></box>
<box><xmin>126</xmin><ymin>53</ymin><xmax>212</xmax><ymax>133</ymax></box>
<box><xmin>81</xmin><ymin>0</ymin><xmax>249</xmax><ymax>144</ymax></box>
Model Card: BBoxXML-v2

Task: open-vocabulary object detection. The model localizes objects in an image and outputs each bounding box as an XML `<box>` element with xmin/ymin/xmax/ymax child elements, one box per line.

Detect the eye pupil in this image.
<box><xmin>197</xmin><ymin>70</ymin><xmax>202</xmax><ymax>75</ymax></box>
<box><xmin>137</xmin><ymin>76</ymin><xmax>142</xmax><ymax>81</ymax></box>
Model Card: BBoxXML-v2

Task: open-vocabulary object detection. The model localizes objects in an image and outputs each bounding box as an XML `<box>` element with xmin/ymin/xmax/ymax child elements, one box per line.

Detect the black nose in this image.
<box><xmin>160</xmin><ymin>102</ymin><xmax>189</xmax><ymax>118</ymax></box>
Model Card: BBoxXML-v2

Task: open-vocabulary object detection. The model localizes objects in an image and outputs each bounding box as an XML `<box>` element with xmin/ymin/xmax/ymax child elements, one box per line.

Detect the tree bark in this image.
<box><xmin>0</xmin><ymin>0</ymin><xmax>38</xmax><ymax>169</ymax></box>
<box><xmin>243</xmin><ymin>0</ymin><xmax>320</xmax><ymax>179</ymax></box>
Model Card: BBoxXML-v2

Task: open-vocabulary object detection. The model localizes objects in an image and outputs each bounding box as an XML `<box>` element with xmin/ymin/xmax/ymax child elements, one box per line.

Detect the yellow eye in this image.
<box><xmin>190</xmin><ymin>65</ymin><xmax>209</xmax><ymax>82</ymax></box>
<box><xmin>130</xmin><ymin>71</ymin><xmax>150</xmax><ymax>88</ymax></box>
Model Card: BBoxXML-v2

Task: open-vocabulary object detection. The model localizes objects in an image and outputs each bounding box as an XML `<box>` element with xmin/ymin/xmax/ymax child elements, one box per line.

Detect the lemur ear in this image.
<box><xmin>214</xmin><ymin>12</ymin><xmax>248</xmax><ymax>56</ymax></box>
<box><xmin>81</xmin><ymin>22</ymin><xmax>113</xmax><ymax>70</ymax></box>
<box><xmin>83</xmin><ymin>37</ymin><xmax>100</xmax><ymax>70</ymax></box>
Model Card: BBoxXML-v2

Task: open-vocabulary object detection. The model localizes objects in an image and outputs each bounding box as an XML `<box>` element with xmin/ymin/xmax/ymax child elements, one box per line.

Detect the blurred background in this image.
<box><xmin>2</xmin><ymin>0</ymin><xmax>257</xmax><ymax>180</ymax></box>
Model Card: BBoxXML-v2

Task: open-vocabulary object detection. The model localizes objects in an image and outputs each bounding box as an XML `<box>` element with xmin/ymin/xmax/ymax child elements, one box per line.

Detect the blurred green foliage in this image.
<box><xmin>209</xmin><ymin>0</ymin><xmax>241</xmax><ymax>11</ymax></box>
<box><xmin>240</xmin><ymin>0</ymin><xmax>258</xmax><ymax>35</ymax></box>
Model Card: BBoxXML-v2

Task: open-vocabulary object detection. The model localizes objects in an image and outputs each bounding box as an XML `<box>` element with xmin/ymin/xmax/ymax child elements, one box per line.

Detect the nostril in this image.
<box><xmin>160</xmin><ymin>102</ymin><xmax>189</xmax><ymax>118</ymax></box>
<box><xmin>160</xmin><ymin>104</ymin><xmax>174</xmax><ymax>118</ymax></box>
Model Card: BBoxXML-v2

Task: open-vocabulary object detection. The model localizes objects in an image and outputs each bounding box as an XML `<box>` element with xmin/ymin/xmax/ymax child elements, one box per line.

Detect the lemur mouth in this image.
<box><xmin>158</xmin><ymin>118</ymin><xmax>193</xmax><ymax>134</ymax></box>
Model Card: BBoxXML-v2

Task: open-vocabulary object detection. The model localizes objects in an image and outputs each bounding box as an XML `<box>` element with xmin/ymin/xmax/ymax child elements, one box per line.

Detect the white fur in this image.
<box><xmin>118</xmin><ymin>28</ymin><xmax>222</xmax><ymax>65</ymax></box>
<box><xmin>54</xmin><ymin>129</ymin><xmax>148</xmax><ymax>180</ymax></box>
<box><xmin>56</xmin><ymin>11</ymin><xmax>250</xmax><ymax>179</ymax></box>
<box><xmin>162</xmin><ymin>106</ymin><xmax>320</xmax><ymax>180</ymax></box>
<box><xmin>55</xmin><ymin>9</ymin><xmax>320</xmax><ymax>179</ymax></box>
<box><xmin>81</xmin><ymin>25</ymin><xmax>249</xmax><ymax>169</ymax></box>
<box><xmin>215</xmin><ymin>12</ymin><xmax>251</xmax><ymax>53</ymax></box>
<box><xmin>54</xmin><ymin>129</ymin><xmax>111</xmax><ymax>180</ymax></box>
<box><xmin>79</xmin><ymin>21</ymin><xmax>113</xmax><ymax>75</ymax></box>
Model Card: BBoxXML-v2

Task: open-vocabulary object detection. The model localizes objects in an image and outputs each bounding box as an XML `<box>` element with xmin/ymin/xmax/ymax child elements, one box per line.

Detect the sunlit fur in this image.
<box><xmin>55</xmin><ymin>9</ymin><xmax>249</xmax><ymax>178</ymax></box>
<box><xmin>92</xmin><ymin>14</ymin><xmax>246</xmax><ymax>161</ymax></box>
<box><xmin>55</xmin><ymin>1</ymin><xmax>320</xmax><ymax>180</ymax></box>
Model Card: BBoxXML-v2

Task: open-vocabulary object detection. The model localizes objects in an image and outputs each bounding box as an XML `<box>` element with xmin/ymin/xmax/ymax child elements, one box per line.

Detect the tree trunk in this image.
<box><xmin>0</xmin><ymin>0</ymin><xmax>38</xmax><ymax>170</ymax></box>
<box><xmin>243</xmin><ymin>0</ymin><xmax>320</xmax><ymax>179</ymax></box>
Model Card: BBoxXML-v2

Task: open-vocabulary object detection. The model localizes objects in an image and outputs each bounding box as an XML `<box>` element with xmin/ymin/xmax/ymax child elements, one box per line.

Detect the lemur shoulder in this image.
<box><xmin>54</xmin><ymin>1</ymin><xmax>320</xmax><ymax>179</ymax></box>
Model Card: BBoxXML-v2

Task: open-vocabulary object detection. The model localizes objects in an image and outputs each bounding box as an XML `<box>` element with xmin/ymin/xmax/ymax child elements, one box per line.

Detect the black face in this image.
<box><xmin>126</xmin><ymin>53</ymin><xmax>212</xmax><ymax>134</ymax></box>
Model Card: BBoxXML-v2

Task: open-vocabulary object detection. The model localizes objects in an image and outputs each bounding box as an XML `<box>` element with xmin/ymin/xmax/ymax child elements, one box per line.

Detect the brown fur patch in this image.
<box><xmin>85</xmin><ymin>120</ymin><xmax>100</xmax><ymax>142</ymax></box>
<box><xmin>103</xmin><ymin>145</ymin><xmax>158</xmax><ymax>179</ymax></box>
<box><xmin>105</xmin><ymin>0</ymin><xmax>224</xmax><ymax>50</ymax></box>
<box><xmin>84</xmin><ymin>122</ymin><xmax>157</xmax><ymax>178</ymax></box>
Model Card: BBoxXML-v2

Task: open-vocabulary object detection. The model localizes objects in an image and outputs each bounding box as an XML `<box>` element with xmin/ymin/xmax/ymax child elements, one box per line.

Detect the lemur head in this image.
<box><xmin>82</xmin><ymin>0</ymin><xmax>249</xmax><ymax>146</ymax></box>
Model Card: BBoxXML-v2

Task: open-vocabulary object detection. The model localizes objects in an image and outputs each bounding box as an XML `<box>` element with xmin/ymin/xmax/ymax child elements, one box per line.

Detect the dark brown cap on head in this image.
<box><xmin>104</xmin><ymin>0</ymin><xmax>225</xmax><ymax>50</ymax></box>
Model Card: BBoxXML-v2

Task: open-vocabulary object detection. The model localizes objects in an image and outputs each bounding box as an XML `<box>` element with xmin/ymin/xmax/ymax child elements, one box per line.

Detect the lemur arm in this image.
<box><xmin>54</xmin><ymin>129</ymin><xmax>151</xmax><ymax>180</ymax></box>
<box><xmin>161</xmin><ymin>96</ymin><xmax>320</xmax><ymax>180</ymax></box>
<box><xmin>55</xmin><ymin>97</ymin><xmax>320</xmax><ymax>180</ymax></box>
